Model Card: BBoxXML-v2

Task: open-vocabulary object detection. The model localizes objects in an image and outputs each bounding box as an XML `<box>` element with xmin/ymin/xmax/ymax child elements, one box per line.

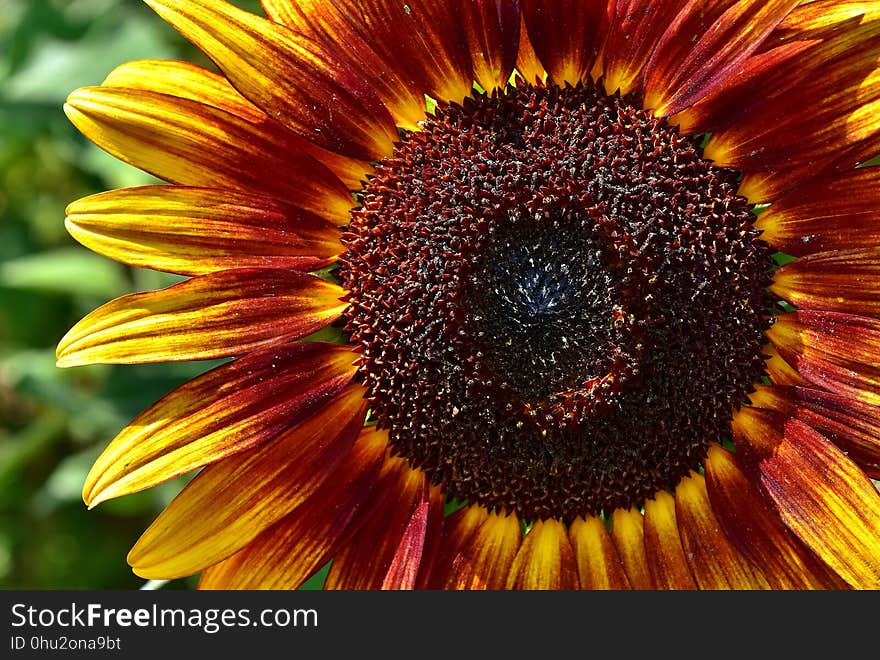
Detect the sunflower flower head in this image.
<box><xmin>60</xmin><ymin>0</ymin><xmax>880</xmax><ymax>590</ymax></box>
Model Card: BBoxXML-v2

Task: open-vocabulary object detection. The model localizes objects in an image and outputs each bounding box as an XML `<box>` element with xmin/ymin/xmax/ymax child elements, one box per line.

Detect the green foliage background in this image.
<box><xmin>0</xmin><ymin>0</ymin><xmax>266</xmax><ymax>589</ymax></box>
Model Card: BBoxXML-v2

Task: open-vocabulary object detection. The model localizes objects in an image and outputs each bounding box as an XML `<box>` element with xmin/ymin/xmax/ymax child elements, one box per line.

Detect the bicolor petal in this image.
<box><xmin>522</xmin><ymin>0</ymin><xmax>607</xmax><ymax>86</ymax></box>
<box><xmin>64</xmin><ymin>87</ymin><xmax>354</xmax><ymax>223</ymax></box>
<box><xmin>767</xmin><ymin>311</ymin><xmax>880</xmax><ymax>405</ymax></box>
<box><xmin>733</xmin><ymin>407</ymin><xmax>880</xmax><ymax>588</ymax></box>
<box><xmin>82</xmin><ymin>342</ymin><xmax>357</xmax><ymax>507</ymax></box>
<box><xmin>128</xmin><ymin>383</ymin><xmax>367</xmax><ymax>579</ymax></box>
<box><xmin>198</xmin><ymin>425</ymin><xmax>388</xmax><ymax>590</ymax></box>
<box><xmin>705</xmin><ymin>444</ymin><xmax>845</xmax><ymax>589</ymax></box>
<box><xmin>56</xmin><ymin>268</ymin><xmax>347</xmax><ymax>366</ymax></box>
<box><xmin>65</xmin><ymin>186</ymin><xmax>342</xmax><ymax>276</ymax></box>
<box><xmin>144</xmin><ymin>0</ymin><xmax>398</xmax><ymax>161</ymax></box>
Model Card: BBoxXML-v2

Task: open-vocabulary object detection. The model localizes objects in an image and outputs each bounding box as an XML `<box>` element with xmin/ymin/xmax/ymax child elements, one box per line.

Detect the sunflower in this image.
<box><xmin>59</xmin><ymin>0</ymin><xmax>880</xmax><ymax>590</ymax></box>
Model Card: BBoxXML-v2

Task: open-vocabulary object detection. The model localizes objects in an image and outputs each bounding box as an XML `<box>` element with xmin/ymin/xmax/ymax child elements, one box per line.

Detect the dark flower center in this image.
<box><xmin>340</xmin><ymin>83</ymin><xmax>773</xmax><ymax>522</ymax></box>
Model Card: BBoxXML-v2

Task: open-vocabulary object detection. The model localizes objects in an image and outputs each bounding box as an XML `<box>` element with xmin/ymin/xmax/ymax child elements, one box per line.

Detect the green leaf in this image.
<box><xmin>0</xmin><ymin>247</ymin><xmax>129</xmax><ymax>297</ymax></box>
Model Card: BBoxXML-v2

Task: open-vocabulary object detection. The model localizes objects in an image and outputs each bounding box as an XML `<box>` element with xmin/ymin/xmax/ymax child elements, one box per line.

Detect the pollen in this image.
<box><xmin>340</xmin><ymin>83</ymin><xmax>774</xmax><ymax>522</ymax></box>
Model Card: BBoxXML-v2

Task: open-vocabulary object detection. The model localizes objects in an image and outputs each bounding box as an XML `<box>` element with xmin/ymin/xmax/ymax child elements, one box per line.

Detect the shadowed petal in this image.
<box><xmin>82</xmin><ymin>342</ymin><xmax>357</xmax><ymax>507</ymax></box>
<box><xmin>56</xmin><ymin>268</ymin><xmax>347</xmax><ymax>366</ymax></box>
<box><xmin>750</xmin><ymin>384</ymin><xmax>880</xmax><ymax>479</ymax></box>
<box><xmin>772</xmin><ymin>248</ymin><xmax>880</xmax><ymax>317</ymax></box>
<box><xmin>733</xmin><ymin>408</ymin><xmax>880</xmax><ymax>588</ymax></box>
<box><xmin>643</xmin><ymin>491</ymin><xmax>697</xmax><ymax>589</ymax></box>
<box><xmin>382</xmin><ymin>488</ymin><xmax>445</xmax><ymax>590</ymax></box>
<box><xmin>128</xmin><ymin>383</ymin><xmax>368</xmax><ymax>579</ymax></box>
<box><xmin>568</xmin><ymin>515</ymin><xmax>630</xmax><ymax>589</ymax></box>
<box><xmin>705</xmin><ymin>444</ymin><xmax>846</xmax><ymax>589</ymax></box>
<box><xmin>65</xmin><ymin>186</ymin><xmax>342</xmax><ymax>276</ymax></box>
<box><xmin>506</xmin><ymin>519</ymin><xmax>579</xmax><ymax>589</ymax></box>
<box><xmin>102</xmin><ymin>59</ymin><xmax>372</xmax><ymax>188</ymax></box>
<box><xmin>610</xmin><ymin>506</ymin><xmax>652</xmax><ymax>589</ymax></box>
<box><xmin>767</xmin><ymin>311</ymin><xmax>880</xmax><ymax>405</ymax></box>
<box><xmin>324</xmin><ymin>460</ymin><xmax>440</xmax><ymax>590</ymax></box>
<box><xmin>522</xmin><ymin>0</ymin><xmax>607</xmax><ymax>85</ymax></box>
<box><xmin>602</xmin><ymin>0</ymin><xmax>688</xmax><ymax>96</ymax></box>
<box><xmin>144</xmin><ymin>0</ymin><xmax>397</xmax><ymax>161</ymax></box>
<box><xmin>64</xmin><ymin>87</ymin><xmax>354</xmax><ymax>223</ymax></box>
<box><xmin>756</xmin><ymin>168</ymin><xmax>880</xmax><ymax>256</ymax></box>
<box><xmin>198</xmin><ymin>425</ymin><xmax>388</xmax><ymax>589</ymax></box>
<box><xmin>674</xmin><ymin>469</ymin><xmax>770</xmax><ymax>589</ymax></box>
<box><xmin>462</xmin><ymin>0</ymin><xmax>522</xmax><ymax>93</ymax></box>
<box><xmin>644</xmin><ymin>0</ymin><xmax>800</xmax><ymax>116</ymax></box>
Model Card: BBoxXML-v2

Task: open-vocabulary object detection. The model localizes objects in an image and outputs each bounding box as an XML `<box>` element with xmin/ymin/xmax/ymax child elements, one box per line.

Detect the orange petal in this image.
<box><xmin>198</xmin><ymin>425</ymin><xmax>388</xmax><ymax>589</ymax></box>
<box><xmin>568</xmin><ymin>515</ymin><xmax>631</xmax><ymax>589</ymax></box>
<box><xmin>610</xmin><ymin>506</ymin><xmax>652</xmax><ymax>589</ymax></box>
<box><xmin>774</xmin><ymin>0</ymin><xmax>880</xmax><ymax>40</ymax></box>
<box><xmin>705</xmin><ymin>444</ymin><xmax>845</xmax><ymax>589</ymax></box>
<box><xmin>102</xmin><ymin>59</ymin><xmax>371</xmax><ymax>189</ymax></box>
<box><xmin>772</xmin><ymin>249</ymin><xmax>880</xmax><ymax>317</ymax></box>
<box><xmin>65</xmin><ymin>186</ymin><xmax>342</xmax><ymax>276</ymax></box>
<box><xmin>733</xmin><ymin>407</ymin><xmax>880</xmax><ymax>588</ymax></box>
<box><xmin>767</xmin><ymin>311</ymin><xmax>880</xmax><ymax>406</ymax></box>
<box><xmin>674</xmin><ymin>469</ymin><xmax>770</xmax><ymax>589</ymax></box>
<box><xmin>643</xmin><ymin>0</ymin><xmax>801</xmax><ymax>116</ymax></box>
<box><xmin>764</xmin><ymin>343</ymin><xmax>812</xmax><ymax>387</ymax></box>
<box><xmin>128</xmin><ymin>383</ymin><xmax>368</xmax><ymax>579</ymax></box>
<box><xmin>82</xmin><ymin>342</ymin><xmax>357</xmax><ymax>507</ymax></box>
<box><xmin>64</xmin><ymin>87</ymin><xmax>354</xmax><ymax>223</ymax></box>
<box><xmin>56</xmin><ymin>268</ymin><xmax>347</xmax><ymax>366</ymax></box>
<box><xmin>643</xmin><ymin>491</ymin><xmax>697</xmax><ymax>590</ymax></box>
<box><xmin>462</xmin><ymin>0</ymin><xmax>522</xmax><ymax>92</ymax></box>
<box><xmin>602</xmin><ymin>0</ymin><xmax>689</xmax><ymax>96</ymax></box>
<box><xmin>522</xmin><ymin>0</ymin><xmax>607</xmax><ymax>86</ymax></box>
<box><xmin>750</xmin><ymin>384</ymin><xmax>880</xmax><ymax>479</ymax></box>
<box><xmin>324</xmin><ymin>460</ymin><xmax>439</xmax><ymax>590</ymax></box>
<box><xmin>444</xmin><ymin>509</ymin><xmax>522</xmax><ymax>590</ymax></box>
<box><xmin>755</xmin><ymin>167</ymin><xmax>880</xmax><ymax>257</ymax></box>
<box><xmin>506</xmin><ymin>519</ymin><xmax>579</xmax><ymax>589</ymax></box>
<box><xmin>144</xmin><ymin>0</ymin><xmax>397</xmax><ymax>161</ymax></box>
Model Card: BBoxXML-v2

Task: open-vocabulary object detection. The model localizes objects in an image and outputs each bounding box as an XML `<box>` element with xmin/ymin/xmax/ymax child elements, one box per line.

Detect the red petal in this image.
<box><xmin>644</xmin><ymin>0</ymin><xmax>800</xmax><ymax>116</ymax></box>
<box><xmin>767</xmin><ymin>311</ymin><xmax>880</xmax><ymax>406</ymax></box>
<box><xmin>750</xmin><ymin>384</ymin><xmax>880</xmax><ymax>479</ymax></box>
<box><xmin>602</xmin><ymin>0</ymin><xmax>689</xmax><ymax>96</ymax></box>
<box><xmin>522</xmin><ymin>0</ymin><xmax>607</xmax><ymax>85</ymax></box>
<box><xmin>756</xmin><ymin>167</ymin><xmax>880</xmax><ymax>257</ymax></box>
<box><xmin>772</xmin><ymin>248</ymin><xmax>880</xmax><ymax>317</ymax></box>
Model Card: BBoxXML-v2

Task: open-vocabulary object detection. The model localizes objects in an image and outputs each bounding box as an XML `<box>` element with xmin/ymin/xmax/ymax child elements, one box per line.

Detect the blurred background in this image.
<box><xmin>0</xmin><ymin>0</ymin><xmax>265</xmax><ymax>589</ymax></box>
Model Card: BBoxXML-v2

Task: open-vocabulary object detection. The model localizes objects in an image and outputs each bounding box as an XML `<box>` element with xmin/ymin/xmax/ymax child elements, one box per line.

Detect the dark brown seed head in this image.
<box><xmin>340</xmin><ymin>83</ymin><xmax>773</xmax><ymax>522</ymax></box>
